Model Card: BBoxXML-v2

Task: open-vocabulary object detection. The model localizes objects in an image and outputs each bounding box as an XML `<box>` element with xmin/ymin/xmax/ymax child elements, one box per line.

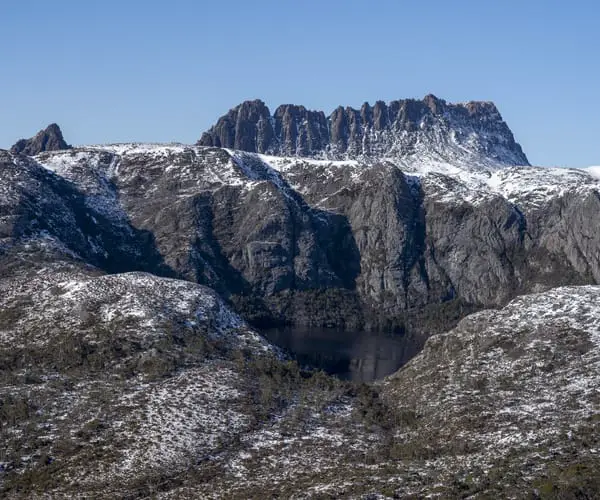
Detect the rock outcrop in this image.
<box><xmin>10</xmin><ymin>123</ymin><xmax>71</xmax><ymax>156</ymax></box>
<box><xmin>198</xmin><ymin>95</ymin><xmax>529</xmax><ymax>166</ymax></box>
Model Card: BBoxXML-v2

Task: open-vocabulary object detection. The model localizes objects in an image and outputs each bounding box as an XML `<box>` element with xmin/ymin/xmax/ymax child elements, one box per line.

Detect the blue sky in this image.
<box><xmin>2</xmin><ymin>0</ymin><xmax>598</xmax><ymax>167</ymax></box>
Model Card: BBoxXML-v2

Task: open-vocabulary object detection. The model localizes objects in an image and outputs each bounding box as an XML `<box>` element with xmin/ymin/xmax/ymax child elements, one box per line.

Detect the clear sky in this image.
<box><xmin>2</xmin><ymin>0</ymin><xmax>598</xmax><ymax>167</ymax></box>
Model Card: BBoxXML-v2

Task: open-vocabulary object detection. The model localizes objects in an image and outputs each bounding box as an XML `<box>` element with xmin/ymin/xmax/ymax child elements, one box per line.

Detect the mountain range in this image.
<box><xmin>197</xmin><ymin>95</ymin><xmax>528</xmax><ymax>166</ymax></box>
<box><xmin>4</xmin><ymin>97</ymin><xmax>600</xmax><ymax>332</ymax></box>
<box><xmin>1</xmin><ymin>96</ymin><xmax>600</xmax><ymax>498</ymax></box>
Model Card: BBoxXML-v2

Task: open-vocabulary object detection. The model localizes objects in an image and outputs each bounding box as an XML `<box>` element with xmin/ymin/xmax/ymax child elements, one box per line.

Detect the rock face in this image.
<box><xmin>4</xmin><ymin>139</ymin><xmax>595</xmax><ymax>331</ymax></box>
<box><xmin>10</xmin><ymin>123</ymin><xmax>71</xmax><ymax>156</ymax></box>
<box><xmin>198</xmin><ymin>95</ymin><xmax>529</xmax><ymax>166</ymax></box>
<box><xmin>1</xmin><ymin>97</ymin><xmax>597</xmax><ymax>331</ymax></box>
<box><xmin>0</xmin><ymin>150</ymin><xmax>171</xmax><ymax>277</ymax></box>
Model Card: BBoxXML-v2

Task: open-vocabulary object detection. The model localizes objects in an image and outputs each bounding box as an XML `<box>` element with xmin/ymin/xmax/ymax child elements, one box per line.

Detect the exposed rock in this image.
<box><xmin>273</xmin><ymin>104</ymin><xmax>329</xmax><ymax>156</ymax></box>
<box><xmin>11</xmin><ymin>143</ymin><xmax>597</xmax><ymax>332</ymax></box>
<box><xmin>10</xmin><ymin>123</ymin><xmax>71</xmax><ymax>156</ymax></box>
<box><xmin>198</xmin><ymin>95</ymin><xmax>529</xmax><ymax>165</ymax></box>
<box><xmin>0</xmin><ymin>149</ymin><xmax>171</xmax><ymax>277</ymax></box>
<box><xmin>197</xmin><ymin>99</ymin><xmax>272</xmax><ymax>152</ymax></box>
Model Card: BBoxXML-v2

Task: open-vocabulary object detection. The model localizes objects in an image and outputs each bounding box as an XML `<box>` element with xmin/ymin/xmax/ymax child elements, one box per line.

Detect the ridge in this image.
<box><xmin>198</xmin><ymin>95</ymin><xmax>529</xmax><ymax>166</ymax></box>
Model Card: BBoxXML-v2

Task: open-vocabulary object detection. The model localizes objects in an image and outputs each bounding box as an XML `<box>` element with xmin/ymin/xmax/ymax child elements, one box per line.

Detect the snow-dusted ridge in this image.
<box><xmin>0</xmin><ymin>264</ymin><xmax>278</xmax><ymax>486</ymax></box>
<box><xmin>582</xmin><ymin>165</ymin><xmax>600</xmax><ymax>179</ymax></box>
<box><xmin>33</xmin><ymin>142</ymin><xmax>600</xmax><ymax>210</ymax></box>
<box><xmin>253</xmin><ymin>150</ymin><xmax>600</xmax><ymax>208</ymax></box>
<box><xmin>85</xmin><ymin>142</ymin><xmax>190</xmax><ymax>156</ymax></box>
<box><xmin>383</xmin><ymin>284</ymin><xmax>600</xmax><ymax>481</ymax></box>
<box><xmin>0</xmin><ymin>267</ymin><xmax>272</xmax><ymax>352</ymax></box>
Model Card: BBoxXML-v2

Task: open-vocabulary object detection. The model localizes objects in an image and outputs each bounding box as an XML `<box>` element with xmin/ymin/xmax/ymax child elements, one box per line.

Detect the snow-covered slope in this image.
<box><xmin>30</xmin><ymin>143</ymin><xmax>600</xmax><ymax>237</ymax></box>
<box><xmin>0</xmin><ymin>262</ymin><xmax>275</xmax><ymax>493</ymax></box>
<box><xmin>37</xmin><ymin>140</ymin><xmax>597</xmax><ymax>208</ymax></box>
<box><xmin>582</xmin><ymin>165</ymin><xmax>600</xmax><ymax>179</ymax></box>
<box><xmin>31</xmin><ymin>144</ymin><xmax>600</xmax><ymax>214</ymax></box>
<box><xmin>257</xmin><ymin>151</ymin><xmax>600</xmax><ymax>207</ymax></box>
<box><xmin>380</xmin><ymin>284</ymin><xmax>600</xmax><ymax>496</ymax></box>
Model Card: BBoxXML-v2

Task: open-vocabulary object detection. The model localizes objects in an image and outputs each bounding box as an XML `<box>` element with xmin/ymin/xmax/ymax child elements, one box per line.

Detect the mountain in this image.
<box><xmin>3</xmin><ymin>101</ymin><xmax>600</xmax><ymax>496</ymax></box>
<box><xmin>378</xmin><ymin>284</ymin><xmax>600</xmax><ymax>497</ymax></box>
<box><xmin>0</xmin><ymin>259</ymin><xmax>284</xmax><ymax>497</ymax></box>
<box><xmin>198</xmin><ymin>95</ymin><xmax>529</xmax><ymax>166</ymax></box>
<box><xmin>11</xmin><ymin>139</ymin><xmax>598</xmax><ymax>333</ymax></box>
<box><xmin>10</xmin><ymin>123</ymin><xmax>71</xmax><ymax>156</ymax></box>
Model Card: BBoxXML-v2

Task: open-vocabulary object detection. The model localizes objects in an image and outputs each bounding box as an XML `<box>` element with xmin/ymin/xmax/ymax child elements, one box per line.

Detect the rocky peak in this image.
<box><xmin>464</xmin><ymin>100</ymin><xmax>499</xmax><ymax>116</ymax></box>
<box><xmin>197</xmin><ymin>99</ymin><xmax>272</xmax><ymax>153</ymax></box>
<box><xmin>198</xmin><ymin>95</ymin><xmax>529</xmax><ymax>166</ymax></box>
<box><xmin>423</xmin><ymin>93</ymin><xmax>445</xmax><ymax>114</ymax></box>
<box><xmin>10</xmin><ymin>123</ymin><xmax>71</xmax><ymax>156</ymax></box>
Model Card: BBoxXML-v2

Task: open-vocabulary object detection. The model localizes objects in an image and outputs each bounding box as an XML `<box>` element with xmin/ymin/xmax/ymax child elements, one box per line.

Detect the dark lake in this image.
<box><xmin>261</xmin><ymin>326</ymin><xmax>424</xmax><ymax>383</ymax></box>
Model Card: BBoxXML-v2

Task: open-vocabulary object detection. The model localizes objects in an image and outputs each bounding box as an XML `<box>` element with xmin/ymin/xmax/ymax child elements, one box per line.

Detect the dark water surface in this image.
<box><xmin>261</xmin><ymin>326</ymin><xmax>424</xmax><ymax>382</ymax></box>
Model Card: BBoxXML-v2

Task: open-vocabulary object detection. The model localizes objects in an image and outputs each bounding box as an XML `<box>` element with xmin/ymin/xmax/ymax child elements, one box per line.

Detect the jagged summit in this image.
<box><xmin>198</xmin><ymin>95</ymin><xmax>529</xmax><ymax>166</ymax></box>
<box><xmin>10</xmin><ymin>123</ymin><xmax>71</xmax><ymax>156</ymax></box>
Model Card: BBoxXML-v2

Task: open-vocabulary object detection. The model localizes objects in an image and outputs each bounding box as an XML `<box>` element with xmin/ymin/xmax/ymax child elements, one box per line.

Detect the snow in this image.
<box><xmin>257</xmin><ymin>151</ymin><xmax>600</xmax><ymax>208</ymax></box>
<box><xmin>258</xmin><ymin>153</ymin><xmax>360</xmax><ymax>170</ymax></box>
<box><xmin>34</xmin><ymin>149</ymin><xmax>131</xmax><ymax>224</ymax></box>
<box><xmin>118</xmin><ymin>365</ymin><xmax>250</xmax><ymax>473</ymax></box>
<box><xmin>484</xmin><ymin>166</ymin><xmax>599</xmax><ymax>208</ymax></box>
<box><xmin>0</xmin><ymin>265</ymin><xmax>277</xmax><ymax>485</ymax></box>
<box><xmin>85</xmin><ymin>143</ymin><xmax>189</xmax><ymax>156</ymax></box>
<box><xmin>582</xmin><ymin>165</ymin><xmax>600</xmax><ymax>179</ymax></box>
<box><xmin>29</xmin><ymin>142</ymin><xmax>600</xmax><ymax>216</ymax></box>
<box><xmin>384</xmin><ymin>284</ymin><xmax>600</xmax><ymax>476</ymax></box>
<box><xmin>0</xmin><ymin>268</ymin><xmax>272</xmax><ymax>352</ymax></box>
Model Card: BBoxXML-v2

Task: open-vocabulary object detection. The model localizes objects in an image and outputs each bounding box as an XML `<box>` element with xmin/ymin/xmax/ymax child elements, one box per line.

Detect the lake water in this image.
<box><xmin>261</xmin><ymin>326</ymin><xmax>424</xmax><ymax>382</ymax></box>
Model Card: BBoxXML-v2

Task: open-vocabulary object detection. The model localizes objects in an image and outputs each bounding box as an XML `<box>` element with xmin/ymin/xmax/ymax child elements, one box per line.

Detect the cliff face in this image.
<box><xmin>3</xmin><ymin>139</ymin><xmax>595</xmax><ymax>331</ymax></box>
<box><xmin>198</xmin><ymin>95</ymin><xmax>529</xmax><ymax>166</ymax></box>
<box><xmin>5</xmin><ymin>99</ymin><xmax>598</xmax><ymax>331</ymax></box>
